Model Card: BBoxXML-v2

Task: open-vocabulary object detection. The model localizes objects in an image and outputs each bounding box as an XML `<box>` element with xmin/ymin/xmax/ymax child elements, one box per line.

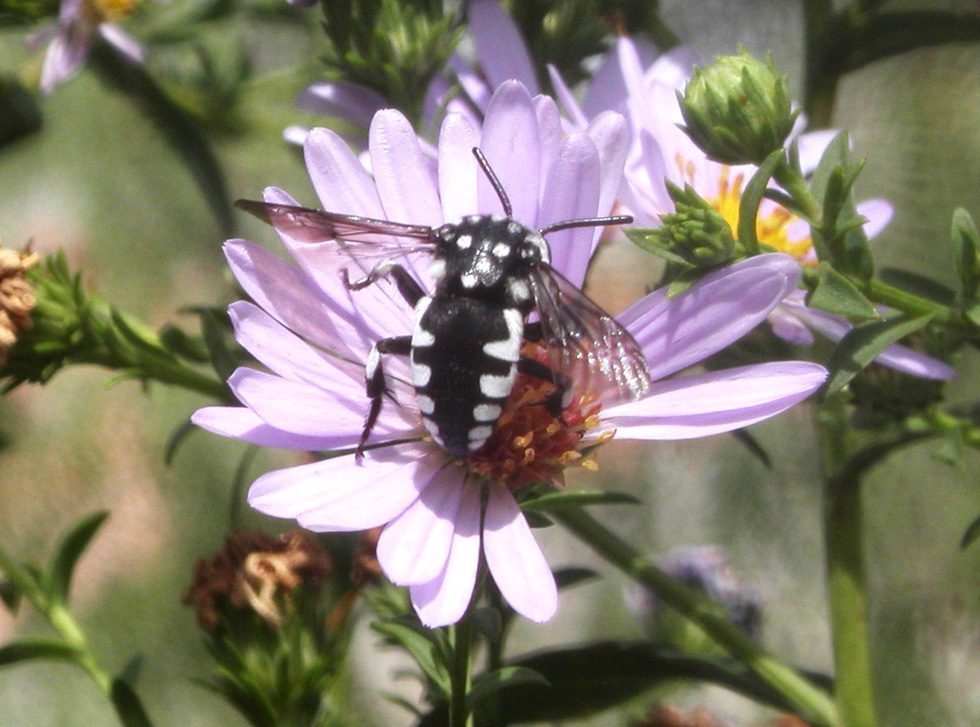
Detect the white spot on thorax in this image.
<box><xmin>507</xmin><ymin>221</ymin><xmax>523</xmax><ymax>235</ymax></box>
<box><xmin>508</xmin><ymin>278</ymin><xmax>530</xmax><ymax>303</ymax></box>
<box><xmin>492</xmin><ymin>242</ymin><xmax>511</xmax><ymax>258</ymax></box>
<box><xmin>428</xmin><ymin>258</ymin><xmax>446</xmax><ymax>280</ymax></box>
<box><xmin>456</xmin><ymin>234</ymin><xmax>473</xmax><ymax>249</ymax></box>
<box><xmin>461</xmin><ymin>272</ymin><xmax>478</xmax><ymax>288</ymax></box>
<box><xmin>416</xmin><ymin>394</ymin><xmax>435</xmax><ymax>414</ymax></box>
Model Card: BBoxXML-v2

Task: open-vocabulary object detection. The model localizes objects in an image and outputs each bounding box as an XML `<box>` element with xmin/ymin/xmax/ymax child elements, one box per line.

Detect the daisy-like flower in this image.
<box><xmin>553</xmin><ymin>37</ymin><xmax>953</xmax><ymax>381</ymax></box>
<box><xmin>28</xmin><ymin>0</ymin><xmax>144</xmax><ymax>95</ymax></box>
<box><xmin>194</xmin><ymin>81</ymin><xmax>827</xmax><ymax>628</ymax></box>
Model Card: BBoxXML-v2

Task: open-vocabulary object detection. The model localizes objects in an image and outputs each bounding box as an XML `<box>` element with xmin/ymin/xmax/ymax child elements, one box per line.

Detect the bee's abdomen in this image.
<box><xmin>411</xmin><ymin>297</ymin><xmax>523</xmax><ymax>458</ymax></box>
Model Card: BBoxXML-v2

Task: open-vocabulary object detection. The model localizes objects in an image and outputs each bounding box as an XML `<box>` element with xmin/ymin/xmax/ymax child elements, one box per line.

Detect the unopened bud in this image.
<box><xmin>0</xmin><ymin>242</ymin><xmax>40</xmax><ymax>368</ymax></box>
<box><xmin>678</xmin><ymin>48</ymin><xmax>797</xmax><ymax>165</ymax></box>
<box><xmin>653</xmin><ymin>182</ymin><xmax>740</xmax><ymax>267</ymax></box>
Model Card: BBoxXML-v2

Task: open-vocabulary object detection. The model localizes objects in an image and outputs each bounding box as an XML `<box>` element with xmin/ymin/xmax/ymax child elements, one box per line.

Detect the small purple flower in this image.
<box><xmin>28</xmin><ymin>0</ymin><xmax>144</xmax><ymax>94</ymax></box>
<box><xmin>195</xmin><ymin>81</ymin><xmax>826</xmax><ymax>628</ymax></box>
<box><xmin>552</xmin><ymin>37</ymin><xmax>953</xmax><ymax>382</ymax></box>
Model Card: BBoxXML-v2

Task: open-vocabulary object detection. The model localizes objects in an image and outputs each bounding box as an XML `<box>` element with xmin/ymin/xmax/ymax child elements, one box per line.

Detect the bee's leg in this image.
<box><xmin>517</xmin><ymin>357</ymin><xmax>571</xmax><ymax>417</ymax></box>
<box><xmin>343</xmin><ymin>263</ymin><xmax>426</xmax><ymax>307</ymax></box>
<box><xmin>360</xmin><ymin>335</ymin><xmax>412</xmax><ymax>459</ymax></box>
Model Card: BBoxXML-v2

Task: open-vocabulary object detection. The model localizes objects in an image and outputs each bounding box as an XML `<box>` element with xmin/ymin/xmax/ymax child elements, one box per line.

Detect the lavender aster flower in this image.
<box><xmin>554</xmin><ymin>37</ymin><xmax>953</xmax><ymax>381</ymax></box>
<box><xmin>194</xmin><ymin>81</ymin><xmax>826</xmax><ymax>628</ymax></box>
<box><xmin>28</xmin><ymin>0</ymin><xmax>144</xmax><ymax>94</ymax></box>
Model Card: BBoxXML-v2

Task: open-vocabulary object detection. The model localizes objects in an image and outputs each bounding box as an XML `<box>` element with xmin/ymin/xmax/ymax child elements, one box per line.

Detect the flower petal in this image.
<box><xmin>228</xmin><ymin>367</ymin><xmax>415</xmax><ymax>439</ymax></box>
<box><xmin>296</xmin><ymin>81</ymin><xmax>388</xmax><ymax>129</ymax></box>
<box><xmin>438</xmin><ymin>112</ymin><xmax>481</xmax><ymax>222</ymax></box>
<box><xmin>305</xmin><ymin>127</ymin><xmax>385</xmax><ymax>217</ymax></box>
<box><xmin>40</xmin><ymin>26</ymin><xmax>89</xmax><ymax>94</ymax></box>
<box><xmin>370</xmin><ymin>110</ymin><xmax>443</xmax><ymax>226</ymax></box>
<box><xmin>547</xmin><ymin>64</ymin><xmax>589</xmax><ymax>130</ymax></box>
<box><xmin>224</xmin><ymin>239</ymin><xmax>361</xmax><ymax>357</ymax></box>
<box><xmin>410</xmin><ymin>482</ymin><xmax>483</xmax><ymax>627</ymax></box>
<box><xmin>856</xmin><ymin>198</ymin><xmax>893</xmax><ymax>240</ymax></box>
<box><xmin>788</xmin><ymin>305</ymin><xmax>956</xmax><ymax>381</ymax></box>
<box><xmin>796</xmin><ymin>129</ymin><xmax>839</xmax><ymax>175</ymax></box>
<box><xmin>483</xmin><ymin>484</ymin><xmax>558</xmax><ymax>623</ymax></box>
<box><xmin>604</xmin><ymin>362</ymin><xmax>827</xmax><ymax>439</ymax></box>
<box><xmin>479</xmin><ymin>81</ymin><xmax>541</xmax><ymax>224</ymax></box>
<box><xmin>538</xmin><ymin>133</ymin><xmax>601</xmax><ymax>284</ymax></box>
<box><xmin>228</xmin><ymin>301</ymin><xmax>362</xmax><ymax>391</ymax></box>
<box><xmin>469</xmin><ymin>0</ymin><xmax>538</xmax><ymax>93</ymax></box>
<box><xmin>249</xmin><ymin>446</ymin><xmax>440</xmax><ymax>530</ymax></box>
<box><xmin>619</xmin><ymin>254</ymin><xmax>801</xmax><ymax>381</ymax></box>
<box><xmin>191</xmin><ymin>406</ymin><xmax>350</xmax><ymax>450</ymax></box>
<box><xmin>377</xmin><ymin>468</ymin><xmax>465</xmax><ymax>586</ymax></box>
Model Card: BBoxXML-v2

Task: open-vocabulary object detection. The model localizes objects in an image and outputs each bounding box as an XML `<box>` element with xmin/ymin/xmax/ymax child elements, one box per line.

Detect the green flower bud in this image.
<box><xmin>678</xmin><ymin>47</ymin><xmax>798</xmax><ymax>165</ymax></box>
<box><xmin>650</xmin><ymin>182</ymin><xmax>740</xmax><ymax>267</ymax></box>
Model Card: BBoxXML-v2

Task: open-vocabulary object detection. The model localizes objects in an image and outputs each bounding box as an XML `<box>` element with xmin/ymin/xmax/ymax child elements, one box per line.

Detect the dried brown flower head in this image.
<box><xmin>0</xmin><ymin>243</ymin><xmax>40</xmax><ymax>367</ymax></box>
<box><xmin>183</xmin><ymin>530</ymin><xmax>332</xmax><ymax>631</ymax></box>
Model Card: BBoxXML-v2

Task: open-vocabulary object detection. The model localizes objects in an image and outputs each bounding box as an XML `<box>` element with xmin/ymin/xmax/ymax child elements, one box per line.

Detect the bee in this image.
<box><xmin>236</xmin><ymin>148</ymin><xmax>651</xmax><ymax>460</ymax></box>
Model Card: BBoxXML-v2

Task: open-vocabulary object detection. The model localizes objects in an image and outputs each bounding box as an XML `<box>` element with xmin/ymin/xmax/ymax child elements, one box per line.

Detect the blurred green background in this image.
<box><xmin>0</xmin><ymin>1</ymin><xmax>979</xmax><ymax>725</ymax></box>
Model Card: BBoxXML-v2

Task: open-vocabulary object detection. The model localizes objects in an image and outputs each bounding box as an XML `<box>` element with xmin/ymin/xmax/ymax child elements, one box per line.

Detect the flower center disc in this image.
<box><xmin>465</xmin><ymin>344</ymin><xmax>605</xmax><ymax>491</ymax></box>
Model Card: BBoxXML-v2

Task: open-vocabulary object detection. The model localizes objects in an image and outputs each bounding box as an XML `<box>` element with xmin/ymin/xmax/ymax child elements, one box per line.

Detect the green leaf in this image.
<box><xmin>110</xmin><ymin>678</ymin><xmax>155</xmax><ymax>727</ymax></box>
<box><xmin>371</xmin><ymin>621</ymin><xmax>451</xmax><ymax>695</ymax></box>
<box><xmin>47</xmin><ymin>511</ymin><xmax>110</xmax><ymax>605</ymax></box>
<box><xmin>951</xmin><ymin>207</ymin><xmax>980</xmax><ymax>300</ymax></box>
<box><xmin>417</xmin><ymin>641</ymin><xmax>832</xmax><ymax>726</ymax></box>
<box><xmin>520</xmin><ymin>490</ymin><xmax>640</xmax><ymax>513</ymax></box>
<box><xmin>821</xmin><ymin>315</ymin><xmax>935</xmax><ymax>398</ymax></box>
<box><xmin>164</xmin><ymin>419</ymin><xmax>198</xmax><ymax>466</ymax></box>
<box><xmin>622</xmin><ymin>228</ymin><xmax>694</xmax><ymax>266</ymax></box>
<box><xmin>468</xmin><ymin>607</ymin><xmax>503</xmax><ymax>644</ymax></box>
<box><xmin>738</xmin><ymin>149</ymin><xmax>784</xmax><ymax>254</ymax></box>
<box><xmin>805</xmin><ymin>263</ymin><xmax>879</xmax><ymax>320</ymax></box>
<box><xmin>0</xmin><ymin>640</ymin><xmax>84</xmax><ymax>668</ymax></box>
<box><xmin>0</xmin><ymin>580</ymin><xmax>21</xmax><ymax>613</ymax></box>
<box><xmin>466</xmin><ymin>666</ymin><xmax>550</xmax><ymax>713</ymax></box>
<box><xmin>200</xmin><ymin>310</ymin><xmax>238</xmax><ymax>381</ymax></box>
<box><xmin>809</xmin><ymin>132</ymin><xmax>849</xmax><ymax>206</ymax></box>
<box><xmin>667</xmin><ymin>267</ymin><xmax>709</xmax><ymax>299</ymax></box>
<box><xmin>877</xmin><ymin>268</ymin><xmax>957</xmax><ymax>306</ymax></box>
<box><xmin>960</xmin><ymin>513</ymin><xmax>980</xmax><ymax>550</ymax></box>
<box><xmin>553</xmin><ymin>567</ymin><xmax>598</xmax><ymax>590</ymax></box>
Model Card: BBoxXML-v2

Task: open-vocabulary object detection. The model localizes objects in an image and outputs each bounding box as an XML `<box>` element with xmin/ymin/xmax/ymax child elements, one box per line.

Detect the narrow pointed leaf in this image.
<box><xmin>48</xmin><ymin>511</ymin><xmax>110</xmax><ymax>605</ymax></box>
<box><xmin>951</xmin><ymin>208</ymin><xmax>980</xmax><ymax>299</ymax></box>
<box><xmin>805</xmin><ymin>263</ymin><xmax>879</xmax><ymax>320</ymax></box>
<box><xmin>371</xmin><ymin>621</ymin><xmax>450</xmax><ymax>695</ymax></box>
<box><xmin>821</xmin><ymin>314</ymin><xmax>935</xmax><ymax>398</ymax></box>
<box><xmin>466</xmin><ymin>667</ymin><xmax>550</xmax><ymax>713</ymax></box>
<box><xmin>521</xmin><ymin>491</ymin><xmax>640</xmax><ymax>513</ymax></box>
<box><xmin>0</xmin><ymin>640</ymin><xmax>85</xmax><ymax>668</ymax></box>
<box><xmin>200</xmin><ymin>310</ymin><xmax>238</xmax><ymax>381</ymax></box>
<box><xmin>738</xmin><ymin>149</ymin><xmax>783</xmax><ymax>254</ymax></box>
<box><xmin>110</xmin><ymin>678</ymin><xmax>155</xmax><ymax>727</ymax></box>
<box><xmin>960</xmin><ymin>513</ymin><xmax>980</xmax><ymax>550</ymax></box>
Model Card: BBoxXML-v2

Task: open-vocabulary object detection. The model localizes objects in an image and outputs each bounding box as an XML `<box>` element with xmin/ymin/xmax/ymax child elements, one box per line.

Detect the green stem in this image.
<box><xmin>816</xmin><ymin>396</ymin><xmax>878</xmax><ymax>727</ymax></box>
<box><xmin>864</xmin><ymin>279</ymin><xmax>959</xmax><ymax>327</ymax></box>
<box><xmin>552</xmin><ymin>506</ymin><xmax>840</xmax><ymax>727</ymax></box>
<box><xmin>0</xmin><ymin>544</ymin><xmax>112</xmax><ymax>694</ymax></box>
<box><xmin>449</xmin><ymin>618</ymin><xmax>474</xmax><ymax>727</ymax></box>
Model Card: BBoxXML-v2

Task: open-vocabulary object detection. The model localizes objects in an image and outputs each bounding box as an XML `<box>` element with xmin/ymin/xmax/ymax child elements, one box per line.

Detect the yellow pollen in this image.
<box><xmin>463</xmin><ymin>343</ymin><xmax>615</xmax><ymax>491</ymax></box>
<box><xmin>679</xmin><ymin>156</ymin><xmax>815</xmax><ymax>263</ymax></box>
<box><xmin>89</xmin><ymin>0</ymin><xmax>140</xmax><ymax>22</ymax></box>
<box><xmin>580</xmin><ymin>459</ymin><xmax>599</xmax><ymax>471</ymax></box>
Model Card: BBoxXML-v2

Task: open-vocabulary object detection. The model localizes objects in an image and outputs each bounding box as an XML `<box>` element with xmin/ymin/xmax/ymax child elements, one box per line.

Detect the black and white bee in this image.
<box><xmin>236</xmin><ymin>148</ymin><xmax>652</xmax><ymax>460</ymax></box>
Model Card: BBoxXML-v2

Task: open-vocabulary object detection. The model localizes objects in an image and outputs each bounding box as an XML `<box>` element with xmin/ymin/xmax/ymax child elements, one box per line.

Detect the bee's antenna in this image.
<box><xmin>538</xmin><ymin>215</ymin><xmax>633</xmax><ymax>236</ymax></box>
<box><xmin>472</xmin><ymin>147</ymin><xmax>513</xmax><ymax>218</ymax></box>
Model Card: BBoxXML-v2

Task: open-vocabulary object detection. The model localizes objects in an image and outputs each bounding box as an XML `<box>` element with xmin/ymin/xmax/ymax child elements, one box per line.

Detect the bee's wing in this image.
<box><xmin>235</xmin><ymin>200</ymin><xmax>436</xmax><ymax>249</ymax></box>
<box><xmin>528</xmin><ymin>266</ymin><xmax>652</xmax><ymax>404</ymax></box>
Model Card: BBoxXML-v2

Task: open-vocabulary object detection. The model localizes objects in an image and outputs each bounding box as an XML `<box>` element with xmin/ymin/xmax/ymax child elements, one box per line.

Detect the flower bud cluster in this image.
<box><xmin>652</xmin><ymin>182</ymin><xmax>741</xmax><ymax>267</ymax></box>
